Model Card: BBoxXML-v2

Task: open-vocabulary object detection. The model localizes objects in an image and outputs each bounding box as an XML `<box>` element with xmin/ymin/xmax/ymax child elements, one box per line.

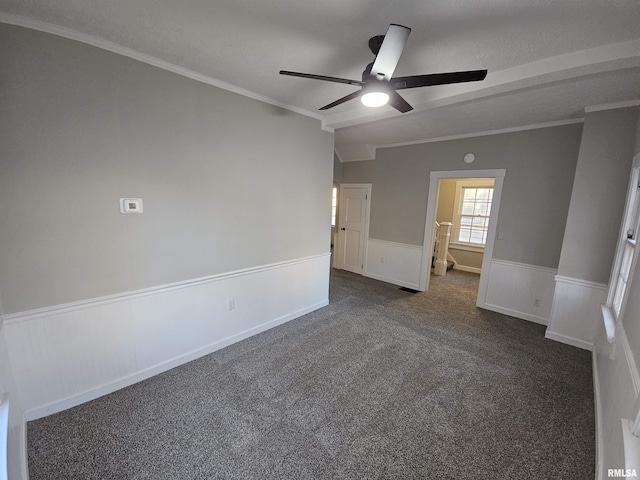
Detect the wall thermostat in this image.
<box><xmin>463</xmin><ymin>153</ymin><xmax>475</xmax><ymax>164</ymax></box>
<box><xmin>120</xmin><ymin>198</ymin><xmax>143</xmax><ymax>214</ymax></box>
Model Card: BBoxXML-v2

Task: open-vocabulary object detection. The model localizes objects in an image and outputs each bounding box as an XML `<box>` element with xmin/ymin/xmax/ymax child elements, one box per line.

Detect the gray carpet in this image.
<box><xmin>27</xmin><ymin>269</ymin><xmax>595</xmax><ymax>479</ymax></box>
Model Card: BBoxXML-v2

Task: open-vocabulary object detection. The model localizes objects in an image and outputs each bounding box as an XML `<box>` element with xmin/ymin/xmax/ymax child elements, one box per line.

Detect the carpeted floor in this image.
<box><xmin>27</xmin><ymin>269</ymin><xmax>595</xmax><ymax>479</ymax></box>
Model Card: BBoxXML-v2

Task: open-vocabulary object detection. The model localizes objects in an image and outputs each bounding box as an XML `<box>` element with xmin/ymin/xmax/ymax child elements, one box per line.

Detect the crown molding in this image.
<box><xmin>584</xmin><ymin>100</ymin><xmax>640</xmax><ymax>113</ymax></box>
<box><xmin>375</xmin><ymin>118</ymin><xmax>585</xmax><ymax>151</ymax></box>
<box><xmin>0</xmin><ymin>14</ymin><xmax>328</xmax><ymax>126</ymax></box>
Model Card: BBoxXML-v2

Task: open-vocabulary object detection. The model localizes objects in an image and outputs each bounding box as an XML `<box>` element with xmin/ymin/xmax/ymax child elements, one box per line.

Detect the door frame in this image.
<box><xmin>334</xmin><ymin>183</ymin><xmax>372</xmax><ymax>273</ymax></box>
<box><xmin>420</xmin><ymin>169</ymin><xmax>506</xmax><ymax>308</ymax></box>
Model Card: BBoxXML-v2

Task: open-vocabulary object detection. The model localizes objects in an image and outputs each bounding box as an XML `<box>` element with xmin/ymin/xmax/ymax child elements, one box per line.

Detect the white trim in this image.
<box><xmin>24</xmin><ymin>299</ymin><xmax>328</xmax><ymax>421</ymax></box>
<box><xmin>0</xmin><ymin>14</ymin><xmax>329</xmax><ymax>129</ymax></box>
<box><xmin>451</xmin><ymin>179</ymin><xmax>495</xmax><ymax>248</ymax></box>
<box><xmin>452</xmin><ymin>265</ymin><xmax>482</xmax><ymax>274</ymax></box>
<box><xmin>449</xmin><ymin>242</ymin><xmax>485</xmax><ymax>254</ymax></box>
<box><xmin>4</xmin><ymin>412</ymin><xmax>29</xmax><ymax>480</ymax></box>
<box><xmin>544</xmin><ymin>330</ymin><xmax>594</xmax><ymax>351</ymax></box>
<box><xmin>493</xmin><ymin>259</ymin><xmax>558</xmax><ymax>275</ymax></box>
<box><xmin>601</xmin><ymin>304</ymin><xmax>617</xmax><ymax>344</ymax></box>
<box><xmin>336</xmin><ymin>119</ymin><xmax>587</xmax><ymax>162</ymax></box>
<box><xmin>480</xmin><ymin>259</ymin><xmax>556</xmax><ymax>325</ymax></box>
<box><xmin>363</xmin><ymin>272</ymin><xmax>421</xmax><ymax>291</ymax></box>
<box><xmin>584</xmin><ymin>100</ymin><xmax>640</xmax><ymax>113</ymax></box>
<box><xmin>377</xmin><ymin>119</ymin><xmax>585</xmax><ymax>151</ymax></box>
<box><xmin>0</xmin><ymin>393</ymin><xmax>7</xmax><ymax>480</ymax></box>
<box><xmin>335</xmin><ymin>184</ymin><xmax>371</xmax><ymax>274</ymax></box>
<box><xmin>554</xmin><ymin>275</ymin><xmax>607</xmax><ymax>291</ymax></box>
<box><xmin>547</xmin><ymin>275</ymin><xmax>606</xmax><ymax>349</ymax></box>
<box><xmin>619</xmin><ymin>324</ymin><xmax>640</xmax><ymax>397</ymax></box>
<box><xmin>605</xmin><ymin>166</ymin><xmax>640</xmax><ymax>308</ymax></box>
<box><xmin>364</xmin><ymin>238</ymin><xmax>423</xmax><ymax>251</ymax></box>
<box><xmin>593</xmin><ymin>351</ymin><xmax>604</xmax><ymax>480</ymax></box>
<box><xmin>18</xmin><ymin>415</ymin><xmax>27</xmax><ymax>480</ymax></box>
<box><xmin>363</xmin><ymin>239</ymin><xmax>423</xmax><ymax>289</ymax></box>
<box><xmin>2</xmin><ymin>253</ymin><xmax>330</xmax><ymax>325</ymax></box>
<box><xmin>481</xmin><ymin>304</ymin><xmax>549</xmax><ymax>326</ymax></box>
<box><xmin>3</xmin><ymin>253</ymin><xmax>330</xmax><ymax>421</ymax></box>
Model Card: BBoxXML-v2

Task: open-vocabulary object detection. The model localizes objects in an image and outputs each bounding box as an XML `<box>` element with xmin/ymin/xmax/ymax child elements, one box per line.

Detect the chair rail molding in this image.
<box><xmin>364</xmin><ymin>239</ymin><xmax>423</xmax><ymax>290</ymax></box>
<box><xmin>1</xmin><ymin>253</ymin><xmax>331</xmax><ymax>420</ymax></box>
<box><xmin>480</xmin><ymin>259</ymin><xmax>556</xmax><ymax>325</ymax></box>
<box><xmin>546</xmin><ymin>275</ymin><xmax>607</xmax><ymax>350</ymax></box>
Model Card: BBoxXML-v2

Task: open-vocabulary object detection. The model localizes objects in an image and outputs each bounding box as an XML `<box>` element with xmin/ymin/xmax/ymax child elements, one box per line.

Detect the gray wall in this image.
<box><xmin>436</xmin><ymin>179</ymin><xmax>456</xmax><ymax>225</ymax></box>
<box><xmin>0</xmin><ymin>24</ymin><xmax>334</xmax><ymax>314</ymax></box>
<box><xmin>333</xmin><ymin>153</ymin><xmax>343</xmax><ymax>184</ymax></box>
<box><xmin>342</xmin><ymin>124</ymin><xmax>583</xmax><ymax>269</ymax></box>
<box><xmin>557</xmin><ymin>107</ymin><xmax>639</xmax><ymax>284</ymax></box>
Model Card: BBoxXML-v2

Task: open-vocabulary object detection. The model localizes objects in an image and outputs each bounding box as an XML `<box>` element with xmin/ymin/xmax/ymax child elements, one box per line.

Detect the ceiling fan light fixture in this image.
<box><xmin>279</xmin><ymin>24</ymin><xmax>487</xmax><ymax>113</ymax></box>
<box><xmin>361</xmin><ymin>90</ymin><xmax>389</xmax><ymax>107</ymax></box>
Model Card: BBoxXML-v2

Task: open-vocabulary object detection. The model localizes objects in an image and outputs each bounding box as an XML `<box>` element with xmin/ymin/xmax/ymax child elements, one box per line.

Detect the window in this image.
<box><xmin>451</xmin><ymin>179</ymin><xmax>495</xmax><ymax>248</ymax></box>
<box><xmin>608</xmin><ymin>167</ymin><xmax>640</xmax><ymax>320</ymax></box>
<box><xmin>331</xmin><ymin>186</ymin><xmax>337</xmax><ymax>227</ymax></box>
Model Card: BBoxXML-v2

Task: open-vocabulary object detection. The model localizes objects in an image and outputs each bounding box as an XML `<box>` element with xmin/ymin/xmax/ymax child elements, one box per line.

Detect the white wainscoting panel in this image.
<box><xmin>364</xmin><ymin>239</ymin><xmax>423</xmax><ymax>290</ymax></box>
<box><xmin>1</xmin><ymin>254</ymin><xmax>330</xmax><ymax>420</ymax></box>
<box><xmin>594</xmin><ymin>323</ymin><xmax>639</xmax><ymax>480</ymax></box>
<box><xmin>546</xmin><ymin>275</ymin><xmax>607</xmax><ymax>350</ymax></box>
<box><xmin>481</xmin><ymin>259</ymin><xmax>557</xmax><ymax>325</ymax></box>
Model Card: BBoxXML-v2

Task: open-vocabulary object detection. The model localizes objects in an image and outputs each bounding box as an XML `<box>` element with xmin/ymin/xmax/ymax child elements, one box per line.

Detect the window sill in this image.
<box><xmin>601</xmin><ymin>304</ymin><xmax>617</xmax><ymax>345</ymax></box>
<box><xmin>449</xmin><ymin>242</ymin><xmax>485</xmax><ymax>253</ymax></box>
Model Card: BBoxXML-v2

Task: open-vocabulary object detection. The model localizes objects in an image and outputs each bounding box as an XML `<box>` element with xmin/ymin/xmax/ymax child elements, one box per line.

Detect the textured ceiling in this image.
<box><xmin>1</xmin><ymin>0</ymin><xmax>639</xmax><ymax>161</ymax></box>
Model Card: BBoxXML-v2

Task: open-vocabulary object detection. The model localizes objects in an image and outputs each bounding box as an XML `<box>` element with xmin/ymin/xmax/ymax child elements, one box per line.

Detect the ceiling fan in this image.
<box><xmin>280</xmin><ymin>24</ymin><xmax>487</xmax><ymax>113</ymax></box>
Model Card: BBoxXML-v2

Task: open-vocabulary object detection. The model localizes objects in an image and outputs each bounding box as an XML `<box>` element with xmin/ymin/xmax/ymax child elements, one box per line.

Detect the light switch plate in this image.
<box><xmin>120</xmin><ymin>198</ymin><xmax>143</xmax><ymax>214</ymax></box>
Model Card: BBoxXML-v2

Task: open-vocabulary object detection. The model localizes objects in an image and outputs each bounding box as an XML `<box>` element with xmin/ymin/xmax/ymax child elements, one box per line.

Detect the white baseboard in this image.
<box><xmin>362</xmin><ymin>272</ymin><xmax>420</xmax><ymax>290</ymax></box>
<box><xmin>24</xmin><ymin>300</ymin><xmax>327</xmax><ymax>421</ymax></box>
<box><xmin>592</xmin><ymin>322</ymin><xmax>640</xmax><ymax>478</ymax></box>
<box><xmin>3</xmin><ymin>413</ymin><xmax>28</xmax><ymax>480</ymax></box>
<box><xmin>593</xmin><ymin>351</ymin><xmax>604</xmax><ymax>480</ymax></box>
<box><xmin>2</xmin><ymin>254</ymin><xmax>331</xmax><ymax>420</ymax></box>
<box><xmin>453</xmin><ymin>264</ymin><xmax>482</xmax><ymax>274</ymax></box>
<box><xmin>547</xmin><ymin>275</ymin><xmax>606</xmax><ymax>349</ymax></box>
<box><xmin>364</xmin><ymin>239</ymin><xmax>423</xmax><ymax>290</ymax></box>
<box><xmin>482</xmin><ymin>303</ymin><xmax>549</xmax><ymax>326</ymax></box>
<box><xmin>18</xmin><ymin>417</ymin><xmax>27</xmax><ymax>480</ymax></box>
<box><xmin>479</xmin><ymin>259</ymin><xmax>556</xmax><ymax>325</ymax></box>
<box><xmin>544</xmin><ymin>330</ymin><xmax>594</xmax><ymax>351</ymax></box>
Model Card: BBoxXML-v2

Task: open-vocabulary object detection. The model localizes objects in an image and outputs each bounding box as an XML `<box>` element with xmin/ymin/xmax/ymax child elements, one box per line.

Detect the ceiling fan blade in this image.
<box><xmin>391</xmin><ymin>70</ymin><xmax>488</xmax><ymax>89</ymax></box>
<box><xmin>388</xmin><ymin>90</ymin><xmax>413</xmax><ymax>113</ymax></box>
<box><xmin>319</xmin><ymin>90</ymin><xmax>363</xmax><ymax>110</ymax></box>
<box><xmin>279</xmin><ymin>71</ymin><xmax>364</xmax><ymax>87</ymax></box>
<box><xmin>369</xmin><ymin>24</ymin><xmax>411</xmax><ymax>81</ymax></box>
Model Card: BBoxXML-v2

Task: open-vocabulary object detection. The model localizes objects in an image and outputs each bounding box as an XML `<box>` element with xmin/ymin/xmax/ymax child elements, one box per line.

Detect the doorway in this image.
<box><xmin>334</xmin><ymin>183</ymin><xmax>372</xmax><ymax>274</ymax></box>
<box><xmin>420</xmin><ymin>169</ymin><xmax>506</xmax><ymax>308</ymax></box>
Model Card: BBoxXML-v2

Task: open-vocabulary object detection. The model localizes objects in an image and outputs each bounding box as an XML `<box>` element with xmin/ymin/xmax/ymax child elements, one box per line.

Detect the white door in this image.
<box><xmin>337</xmin><ymin>184</ymin><xmax>371</xmax><ymax>274</ymax></box>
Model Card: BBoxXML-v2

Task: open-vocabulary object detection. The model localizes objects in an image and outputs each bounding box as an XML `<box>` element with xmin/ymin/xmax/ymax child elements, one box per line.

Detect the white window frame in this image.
<box><xmin>603</xmin><ymin>163</ymin><xmax>640</xmax><ymax>344</ymax></box>
<box><xmin>450</xmin><ymin>179</ymin><xmax>495</xmax><ymax>252</ymax></box>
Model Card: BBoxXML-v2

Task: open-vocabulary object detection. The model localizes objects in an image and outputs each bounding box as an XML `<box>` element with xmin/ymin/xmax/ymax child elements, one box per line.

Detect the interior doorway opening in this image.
<box><xmin>420</xmin><ymin>169</ymin><xmax>506</xmax><ymax>309</ymax></box>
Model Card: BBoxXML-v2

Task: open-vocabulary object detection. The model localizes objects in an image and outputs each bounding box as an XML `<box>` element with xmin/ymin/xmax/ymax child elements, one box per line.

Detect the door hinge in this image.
<box><xmin>365</xmin><ymin>194</ymin><xmax>368</xmax><ymax>200</ymax></box>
